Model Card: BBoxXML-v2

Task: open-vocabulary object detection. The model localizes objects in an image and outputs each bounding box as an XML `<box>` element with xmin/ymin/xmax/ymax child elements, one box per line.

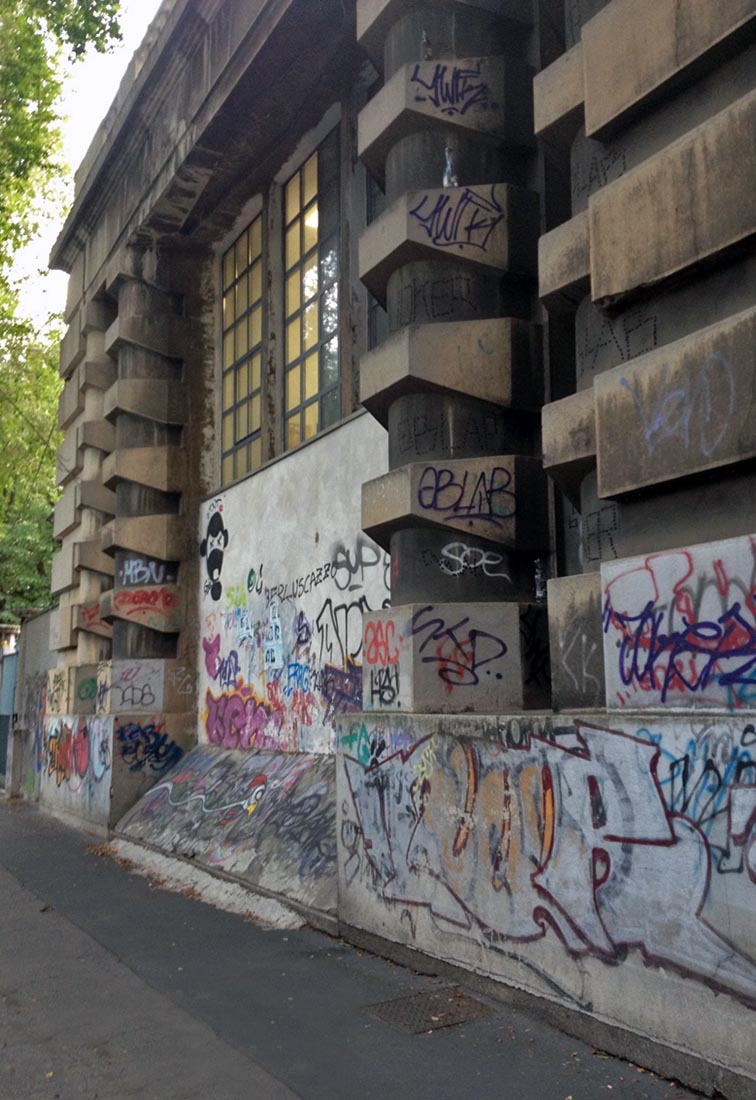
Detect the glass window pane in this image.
<box><xmin>304</xmin><ymin>302</ymin><xmax>318</xmax><ymax>350</ymax></box>
<box><xmin>285</xmin><ymin>175</ymin><xmax>300</xmax><ymax>225</ymax></box>
<box><xmin>223</xmin><ymin>250</ymin><xmax>235</xmax><ymax>291</ymax></box>
<box><xmin>286</xmin><ymin>416</ymin><xmax>301</xmax><ymax>450</ymax></box>
<box><xmin>223</xmin><ymin>370</ymin><xmax>234</xmax><ymax>408</ymax></box>
<box><xmin>223</xmin><ymin>331</ymin><xmax>234</xmax><ymax>370</ymax></box>
<box><xmin>322</xmin><ymin>282</ymin><xmax>338</xmax><ymax>336</ymax></box>
<box><xmin>304</xmin><ymin>352</ymin><xmax>319</xmax><ymax>400</ymax></box>
<box><xmin>235</xmin><ymin>403</ymin><xmax>249</xmax><ymax>441</ymax></box>
<box><xmin>322</xmin><ymin>336</ymin><xmax>339</xmax><ymax>388</ymax></box>
<box><xmin>286</xmin><ymin>271</ymin><xmax>300</xmax><ymax>317</ymax></box>
<box><xmin>222</xmin><ymin>413</ymin><xmax>234</xmax><ymax>451</ymax></box>
<box><xmin>250</xmin><ymin>394</ymin><xmax>261</xmax><ymax>433</ymax></box>
<box><xmin>303</xmin><ymin>201</ymin><xmax>319</xmax><ymax>254</ymax></box>
<box><xmin>235</xmin><ymin>231</ymin><xmax>248</xmax><ymax>278</ymax></box>
<box><xmin>249</xmin><ymin>304</ymin><xmax>262</xmax><ymax>349</ymax></box>
<box><xmin>250</xmin><ymin>260</ymin><xmax>262</xmax><ymax>304</ymax></box>
<box><xmin>302</xmin><ymin>254</ymin><xmax>318</xmax><ymax>302</ymax></box>
<box><xmin>320</xmin><ymin>240</ymin><xmax>338</xmax><ymax>284</ymax></box>
<box><xmin>222</xmin><ymin>454</ymin><xmax>234</xmax><ymax>484</ymax></box>
<box><xmin>234</xmin><ymin>448</ymin><xmax>246</xmax><ymax>480</ymax></box>
<box><xmin>251</xmin><ymin>353</ymin><xmax>261</xmax><ymax>393</ymax></box>
<box><xmin>286</xmin><ymin>366</ymin><xmax>300</xmax><ymax>410</ymax></box>
<box><xmin>222</xmin><ymin>292</ymin><xmax>232</xmax><ymax>329</ymax></box>
<box><xmin>236</xmin><ymin>275</ymin><xmax>249</xmax><ymax>317</ymax></box>
<box><xmin>250</xmin><ymin>217</ymin><xmax>262</xmax><ymax>261</ymax></box>
<box><xmin>250</xmin><ymin>436</ymin><xmax>262</xmax><ymax>470</ymax></box>
<box><xmin>235</xmin><ymin>317</ymin><xmax>248</xmax><ymax>359</ymax></box>
<box><xmin>321</xmin><ymin>387</ymin><xmax>340</xmax><ymax>430</ymax></box>
<box><xmin>304</xmin><ymin>401</ymin><xmax>318</xmax><ymax>440</ymax></box>
<box><xmin>285</xmin><ymin>222</ymin><xmax>300</xmax><ymax>269</ymax></box>
<box><xmin>286</xmin><ymin>318</ymin><xmax>300</xmax><ymax>364</ymax></box>
<box><xmin>237</xmin><ymin>362</ymin><xmax>249</xmax><ymax>400</ymax></box>
<box><xmin>303</xmin><ymin>153</ymin><xmax>318</xmax><ymax>206</ymax></box>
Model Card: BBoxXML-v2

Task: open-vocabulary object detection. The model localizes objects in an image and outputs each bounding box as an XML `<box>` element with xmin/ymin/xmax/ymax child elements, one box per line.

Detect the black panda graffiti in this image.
<box><xmin>200</xmin><ymin>507</ymin><xmax>229</xmax><ymax>602</ymax></box>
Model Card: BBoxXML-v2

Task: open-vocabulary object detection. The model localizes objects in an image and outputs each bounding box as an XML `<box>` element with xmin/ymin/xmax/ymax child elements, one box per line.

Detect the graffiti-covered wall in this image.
<box><xmin>338</xmin><ymin>710</ymin><xmax>756</xmax><ymax>1079</ymax></box>
<box><xmin>198</xmin><ymin>414</ymin><xmax>390</xmax><ymax>754</ymax></box>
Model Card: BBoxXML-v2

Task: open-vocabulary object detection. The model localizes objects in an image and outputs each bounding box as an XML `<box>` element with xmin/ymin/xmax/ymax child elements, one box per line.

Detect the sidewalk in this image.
<box><xmin>0</xmin><ymin>802</ymin><xmax>696</xmax><ymax>1100</ymax></box>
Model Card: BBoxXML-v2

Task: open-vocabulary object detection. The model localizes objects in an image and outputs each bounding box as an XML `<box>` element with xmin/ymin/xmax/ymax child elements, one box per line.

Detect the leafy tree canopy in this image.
<box><xmin>0</xmin><ymin>0</ymin><xmax>122</xmax><ymax>620</ymax></box>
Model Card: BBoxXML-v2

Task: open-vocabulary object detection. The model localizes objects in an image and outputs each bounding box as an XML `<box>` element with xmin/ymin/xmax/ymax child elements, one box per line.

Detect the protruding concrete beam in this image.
<box><xmin>359</xmin><ymin>55</ymin><xmax>533</xmax><ymax>183</ymax></box>
<box><xmin>362</xmin><ymin>456</ymin><xmax>548</xmax><ymax>550</ymax></box>
<box><xmin>56</xmin><ymin>432</ymin><xmax>80</xmax><ymax>487</ymax></box>
<box><xmin>360</xmin><ymin>183</ymin><xmax>539</xmax><ymax>301</ymax></box>
<box><xmin>539</xmin><ymin>210</ymin><xmax>590</xmax><ymax>310</ymax></box>
<box><xmin>101</xmin><ymin>514</ymin><xmax>189</xmax><ymax>562</ymax></box>
<box><xmin>59</xmin><ymin>319</ymin><xmax>85</xmax><ymax>380</ymax></box>
<box><xmin>542</xmin><ymin>388</ymin><xmax>596</xmax><ymax>503</ymax></box>
<box><xmin>100</xmin><ymin>584</ymin><xmax>184</xmax><ymax>634</ymax></box>
<box><xmin>74</xmin><ymin>601</ymin><xmax>113</xmax><ymax>639</ymax></box>
<box><xmin>80</xmin><ymin>358</ymin><xmax>117</xmax><ymax>392</ymax></box>
<box><xmin>103</xmin><ymin>379</ymin><xmax>187</xmax><ymax>425</ymax></box>
<box><xmin>58</xmin><ymin>372</ymin><xmax>84</xmax><ymax>430</ymax></box>
<box><xmin>102</xmin><ymin>446</ymin><xmax>187</xmax><ymax>493</ymax></box>
<box><xmin>53</xmin><ymin>481</ymin><xmax>116</xmax><ymax>540</ymax></box>
<box><xmin>78</xmin><ymin>419</ymin><xmax>115</xmax><ymax>455</ymax></box>
<box><xmin>533</xmin><ymin>42</ymin><xmax>584</xmax><ymax>145</ymax></box>
<box><xmin>361</xmin><ymin>601</ymin><xmax>549</xmax><ymax>713</ymax></box>
<box><xmin>360</xmin><ymin>317</ymin><xmax>542</xmax><ymax>425</ymax></box>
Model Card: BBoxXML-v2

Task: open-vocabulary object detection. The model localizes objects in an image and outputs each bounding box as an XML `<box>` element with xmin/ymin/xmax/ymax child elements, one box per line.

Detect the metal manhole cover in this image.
<box><xmin>369</xmin><ymin>987</ymin><xmax>494</xmax><ymax>1033</ymax></box>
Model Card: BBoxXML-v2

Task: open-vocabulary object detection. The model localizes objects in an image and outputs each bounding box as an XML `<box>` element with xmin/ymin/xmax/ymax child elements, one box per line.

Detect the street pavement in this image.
<box><xmin>0</xmin><ymin>801</ymin><xmax>698</xmax><ymax>1100</ymax></box>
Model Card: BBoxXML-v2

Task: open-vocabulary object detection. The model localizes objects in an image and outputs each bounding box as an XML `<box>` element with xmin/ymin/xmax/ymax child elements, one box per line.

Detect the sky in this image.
<box><xmin>16</xmin><ymin>0</ymin><xmax>165</xmax><ymax>324</ymax></box>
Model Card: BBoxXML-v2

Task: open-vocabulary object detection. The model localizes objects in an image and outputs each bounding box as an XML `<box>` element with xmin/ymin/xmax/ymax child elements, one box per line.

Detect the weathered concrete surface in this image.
<box><xmin>602</xmin><ymin>532</ymin><xmax>756</xmax><ymax>711</ymax></box>
<box><xmin>197</xmin><ymin>415</ymin><xmax>389</xmax><ymax>755</ymax></box>
<box><xmin>117</xmin><ymin>745</ymin><xmax>336</xmax><ymax>918</ymax></box>
<box><xmin>533</xmin><ymin>41</ymin><xmax>584</xmax><ymax>141</ymax></box>
<box><xmin>361</xmin><ymin>602</ymin><xmax>550</xmax><ymax>713</ymax></box>
<box><xmin>538</xmin><ymin>210</ymin><xmax>590</xmax><ymax>309</ymax></box>
<box><xmin>360</xmin><ymin>184</ymin><xmax>539</xmax><ymax>300</ymax></box>
<box><xmin>590</xmin><ymin>90</ymin><xmax>756</xmax><ymax>301</ymax></box>
<box><xmin>0</xmin><ymin>800</ymin><xmax>699</xmax><ymax>1100</ymax></box>
<box><xmin>547</xmin><ymin>572</ymin><xmax>605</xmax><ymax>709</ymax></box>
<box><xmin>583</xmin><ymin>0</ymin><xmax>756</xmax><ymax>137</ymax></box>
<box><xmin>338</xmin><ymin>710</ymin><xmax>756</xmax><ymax>1095</ymax></box>
<box><xmin>360</xmin><ymin>318</ymin><xmax>543</xmax><ymax>425</ymax></box>
<box><xmin>362</xmin><ymin>456</ymin><xmax>548</xmax><ymax>550</ymax></box>
<box><xmin>542</xmin><ymin>388</ymin><xmax>596</xmax><ymax>501</ymax></box>
<box><xmin>595</xmin><ymin>306</ymin><xmax>756</xmax><ymax>497</ymax></box>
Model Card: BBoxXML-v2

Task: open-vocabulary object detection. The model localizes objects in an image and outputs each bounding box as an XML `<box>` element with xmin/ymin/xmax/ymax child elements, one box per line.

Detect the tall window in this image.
<box><xmin>221</xmin><ymin>214</ymin><xmax>263</xmax><ymax>485</ymax></box>
<box><xmin>283</xmin><ymin>129</ymin><xmax>340</xmax><ymax>449</ymax></box>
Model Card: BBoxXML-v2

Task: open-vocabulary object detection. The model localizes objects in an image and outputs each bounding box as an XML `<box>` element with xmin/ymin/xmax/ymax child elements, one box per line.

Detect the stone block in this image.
<box><xmin>58</xmin><ymin>373</ymin><xmax>84</xmax><ymax>430</ymax></box>
<box><xmin>46</xmin><ymin>667</ymin><xmax>72</xmax><ymax>716</ymax></box>
<box><xmin>103</xmin><ymin>379</ymin><xmax>187</xmax><ymax>425</ymax></box>
<box><xmin>75</xmin><ymin>540</ymin><xmax>115</xmax><ymax>579</ymax></box>
<box><xmin>360</xmin><ymin>184</ymin><xmax>539</xmax><ymax>301</ymax></box>
<box><xmin>357</xmin><ymin>0</ymin><xmax>530</xmax><ymax>67</ymax></box>
<box><xmin>360</xmin><ymin>317</ymin><xmax>542</xmax><ymax>425</ymax></box>
<box><xmin>80</xmin><ymin>358</ymin><xmax>117</xmax><ymax>391</ymax></box>
<box><xmin>390</xmin><ymin>527</ymin><xmax>535</xmax><ymax>604</ymax></box>
<box><xmin>71</xmin><ymin>665</ymin><xmax>100</xmax><ymax>715</ymax></box>
<box><xmin>590</xmin><ymin>90</ymin><xmax>756</xmax><ymax>301</ymax></box>
<box><xmin>533</xmin><ymin>41</ymin><xmax>584</xmax><ymax>144</ymax></box>
<box><xmin>360</xmin><ymin>55</ymin><xmax>533</xmax><ymax>183</ymax></box>
<box><xmin>101</xmin><ymin>515</ymin><xmax>189</xmax><ymax>561</ymax></box>
<box><xmin>542</xmin><ymin>388</ymin><xmax>596</xmax><ymax>502</ymax></box>
<box><xmin>53</xmin><ymin>484</ymin><xmax>78</xmax><ymax>541</ymax></box>
<box><xmin>51</xmin><ymin>546</ymin><xmax>75</xmax><ymax>596</ymax></box>
<box><xmin>538</xmin><ymin>210</ymin><xmax>590</xmax><ymax>309</ymax></box>
<box><xmin>74</xmin><ymin>601</ymin><xmax>112</xmax><ymax>640</ymax></box>
<box><xmin>56</xmin><ymin>432</ymin><xmax>80</xmax><ymax>487</ymax></box>
<box><xmin>101</xmin><ymin>584</ymin><xmax>184</xmax><ymax>633</ymax></box>
<box><xmin>584</xmin><ymin>0</ymin><xmax>756</xmax><ymax>137</ymax></box>
<box><xmin>362</xmin><ymin>456</ymin><xmax>548</xmax><ymax>550</ymax></box>
<box><xmin>595</xmin><ymin>305</ymin><xmax>756</xmax><ymax>497</ymax></box>
<box><xmin>361</xmin><ymin>602</ymin><xmax>549</xmax><ymax>713</ymax></box>
<box><xmin>103</xmin><ymin>445</ymin><xmax>186</xmax><ymax>492</ymax></box>
<box><xmin>50</xmin><ymin>606</ymin><xmax>74</xmax><ymax>652</ymax></box>
<box><xmin>78</xmin><ymin>419</ymin><xmax>115</xmax><ymax>454</ymax></box>
<box><xmin>547</xmin><ymin>572</ymin><xmax>605</xmax><ymax>710</ymax></box>
<box><xmin>59</xmin><ymin>320</ymin><xmax>85</xmax><ymax>380</ymax></box>
<box><xmin>602</xmin><ymin>532</ymin><xmax>756</xmax><ymax>711</ymax></box>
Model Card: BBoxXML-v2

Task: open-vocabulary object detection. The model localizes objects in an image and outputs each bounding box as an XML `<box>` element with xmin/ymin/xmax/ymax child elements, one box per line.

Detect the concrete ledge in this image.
<box><xmin>101</xmin><ymin>584</ymin><xmax>184</xmax><ymax>633</ymax></box>
<box><xmin>539</xmin><ymin>210</ymin><xmax>590</xmax><ymax>309</ymax></box>
<box><xmin>101</xmin><ymin>514</ymin><xmax>189</xmax><ymax>561</ymax></box>
<box><xmin>103</xmin><ymin>379</ymin><xmax>187</xmax><ymax>425</ymax></box>
<box><xmin>360</xmin><ymin>318</ymin><xmax>542</xmax><ymax>425</ymax></box>
<box><xmin>78</xmin><ymin>418</ymin><xmax>115</xmax><ymax>456</ymax></box>
<box><xmin>534</xmin><ymin>42</ymin><xmax>584</xmax><ymax>143</ymax></box>
<box><xmin>362</xmin><ymin>456</ymin><xmax>548</xmax><ymax>550</ymax></box>
<box><xmin>103</xmin><ymin>445</ymin><xmax>187</xmax><ymax>492</ymax></box>
<box><xmin>542</xmin><ymin>388</ymin><xmax>596</xmax><ymax>502</ymax></box>
<box><xmin>360</xmin><ymin>183</ymin><xmax>539</xmax><ymax>301</ymax></box>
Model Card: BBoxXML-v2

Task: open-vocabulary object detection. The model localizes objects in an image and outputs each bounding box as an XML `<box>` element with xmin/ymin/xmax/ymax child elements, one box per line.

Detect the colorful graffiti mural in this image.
<box><xmin>118</xmin><ymin>745</ymin><xmax>336</xmax><ymax>913</ymax></box>
<box><xmin>40</xmin><ymin>716</ymin><xmax>113</xmax><ymax>821</ymax></box>
<box><xmin>197</xmin><ymin>418</ymin><xmax>390</xmax><ymax>753</ymax></box>
<box><xmin>339</xmin><ymin>715</ymin><xmax>756</xmax><ymax>1009</ymax></box>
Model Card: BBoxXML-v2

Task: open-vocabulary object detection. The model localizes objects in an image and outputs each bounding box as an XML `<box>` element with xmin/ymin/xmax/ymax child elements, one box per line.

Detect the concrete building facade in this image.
<box><xmin>8</xmin><ymin>1</ymin><xmax>756</xmax><ymax>1094</ymax></box>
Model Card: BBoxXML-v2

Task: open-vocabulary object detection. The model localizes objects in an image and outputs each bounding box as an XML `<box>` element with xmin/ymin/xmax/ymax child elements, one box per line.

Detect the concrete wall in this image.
<box><xmin>117</xmin><ymin>744</ymin><xmax>337</xmax><ymax>917</ymax></box>
<box><xmin>198</xmin><ymin>413</ymin><xmax>390</xmax><ymax>754</ymax></box>
<box><xmin>7</xmin><ymin>611</ymin><xmax>55</xmax><ymax>800</ymax></box>
<box><xmin>337</xmin><ymin>708</ymin><xmax>756</xmax><ymax>1085</ymax></box>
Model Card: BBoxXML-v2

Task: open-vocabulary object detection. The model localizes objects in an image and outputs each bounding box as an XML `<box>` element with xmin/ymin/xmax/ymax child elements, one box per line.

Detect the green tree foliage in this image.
<box><xmin>0</xmin><ymin>0</ymin><xmax>122</xmax><ymax>620</ymax></box>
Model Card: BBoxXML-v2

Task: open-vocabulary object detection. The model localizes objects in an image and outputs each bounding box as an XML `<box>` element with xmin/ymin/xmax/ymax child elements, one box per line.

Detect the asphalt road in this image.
<box><xmin>0</xmin><ymin>801</ymin><xmax>697</xmax><ymax>1100</ymax></box>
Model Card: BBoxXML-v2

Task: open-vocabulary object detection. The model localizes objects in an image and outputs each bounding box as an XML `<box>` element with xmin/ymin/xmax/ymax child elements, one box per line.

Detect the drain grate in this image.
<box><xmin>369</xmin><ymin>987</ymin><xmax>494</xmax><ymax>1033</ymax></box>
